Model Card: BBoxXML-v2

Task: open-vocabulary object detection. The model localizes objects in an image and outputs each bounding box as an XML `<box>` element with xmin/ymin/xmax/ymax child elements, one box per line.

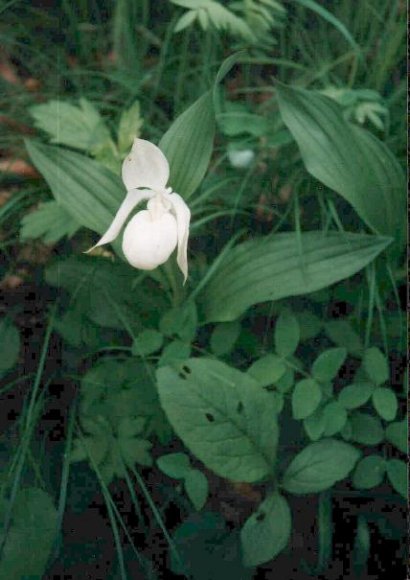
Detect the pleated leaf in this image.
<box><xmin>276</xmin><ymin>83</ymin><xmax>405</xmax><ymax>244</ymax></box>
<box><xmin>159</xmin><ymin>91</ymin><xmax>215</xmax><ymax>199</ymax></box>
<box><xmin>201</xmin><ymin>232</ymin><xmax>391</xmax><ymax>322</ymax></box>
<box><xmin>25</xmin><ymin>139</ymin><xmax>123</xmax><ymax>236</ymax></box>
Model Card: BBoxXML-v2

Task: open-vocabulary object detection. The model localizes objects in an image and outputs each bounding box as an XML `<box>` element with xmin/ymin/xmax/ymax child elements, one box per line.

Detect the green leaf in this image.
<box><xmin>338</xmin><ymin>382</ymin><xmax>374</xmax><ymax>410</ymax></box>
<box><xmin>274</xmin><ymin>309</ymin><xmax>300</xmax><ymax>357</ymax></box>
<box><xmin>0</xmin><ymin>319</ymin><xmax>20</xmax><ymax>374</ymax></box>
<box><xmin>157</xmin><ymin>359</ymin><xmax>279</xmax><ymax>482</ymax></box>
<box><xmin>159</xmin><ymin>301</ymin><xmax>198</xmax><ymax>342</ymax></box>
<box><xmin>157</xmin><ymin>453</ymin><xmax>191</xmax><ymax>479</ymax></box>
<box><xmin>29</xmin><ymin>98</ymin><xmax>112</xmax><ymax>152</ymax></box>
<box><xmin>132</xmin><ymin>329</ymin><xmax>164</xmax><ymax>356</ymax></box>
<box><xmin>352</xmin><ymin>455</ymin><xmax>385</xmax><ymax>489</ymax></box>
<box><xmin>210</xmin><ymin>320</ymin><xmax>241</xmax><ymax>356</ymax></box>
<box><xmin>386</xmin><ymin>459</ymin><xmax>407</xmax><ymax>498</ymax></box>
<box><xmin>385</xmin><ymin>420</ymin><xmax>407</xmax><ymax>454</ymax></box>
<box><xmin>292</xmin><ymin>378</ymin><xmax>322</xmax><ymax>420</ymax></box>
<box><xmin>276</xmin><ymin>84</ymin><xmax>406</xmax><ymax>245</ymax></box>
<box><xmin>350</xmin><ymin>412</ymin><xmax>384</xmax><ymax>446</ymax></box>
<box><xmin>247</xmin><ymin>354</ymin><xmax>286</xmax><ymax>387</ymax></box>
<box><xmin>20</xmin><ymin>200</ymin><xmax>80</xmax><ymax>243</ymax></box>
<box><xmin>294</xmin><ymin>0</ymin><xmax>361</xmax><ymax>55</ymax></box>
<box><xmin>353</xmin><ymin>516</ymin><xmax>371</xmax><ymax>576</ymax></box>
<box><xmin>324</xmin><ymin>320</ymin><xmax>363</xmax><ymax>356</ymax></box>
<box><xmin>322</xmin><ymin>401</ymin><xmax>347</xmax><ymax>436</ymax></box>
<box><xmin>201</xmin><ymin>232</ymin><xmax>391</xmax><ymax>322</ymax></box>
<box><xmin>296</xmin><ymin>311</ymin><xmax>322</xmax><ymax>341</ymax></box>
<box><xmin>184</xmin><ymin>469</ymin><xmax>209</xmax><ymax>510</ymax></box>
<box><xmin>240</xmin><ymin>492</ymin><xmax>291</xmax><ymax>567</ymax></box>
<box><xmin>303</xmin><ymin>408</ymin><xmax>326</xmax><ymax>441</ymax></box>
<box><xmin>159</xmin><ymin>91</ymin><xmax>215</xmax><ymax>199</ymax></box>
<box><xmin>282</xmin><ymin>439</ymin><xmax>361</xmax><ymax>494</ymax></box>
<box><xmin>275</xmin><ymin>367</ymin><xmax>295</xmax><ymax>394</ymax></box>
<box><xmin>363</xmin><ymin>347</ymin><xmax>389</xmax><ymax>386</ymax></box>
<box><xmin>371</xmin><ymin>387</ymin><xmax>398</xmax><ymax>422</ymax></box>
<box><xmin>0</xmin><ymin>487</ymin><xmax>57</xmax><ymax>579</ymax></box>
<box><xmin>311</xmin><ymin>347</ymin><xmax>347</xmax><ymax>382</ymax></box>
<box><xmin>117</xmin><ymin>100</ymin><xmax>143</xmax><ymax>154</ymax></box>
<box><xmin>158</xmin><ymin>340</ymin><xmax>191</xmax><ymax>368</ymax></box>
<box><xmin>25</xmin><ymin>140</ymin><xmax>124</xmax><ymax>237</ymax></box>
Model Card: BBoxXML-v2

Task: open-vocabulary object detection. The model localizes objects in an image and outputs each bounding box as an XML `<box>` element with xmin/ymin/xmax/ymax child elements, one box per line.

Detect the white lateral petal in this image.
<box><xmin>85</xmin><ymin>189</ymin><xmax>153</xmax><ymax>252</ymax></box>
<box><xmin>169</xmin><ymin>192</ymin><xmax>190</xmax><ymax>283</ymax></box>
<box><xmin>122</xmin><ymin>138</ymin><xmax>170</xmax><ymax>191</ymax></box>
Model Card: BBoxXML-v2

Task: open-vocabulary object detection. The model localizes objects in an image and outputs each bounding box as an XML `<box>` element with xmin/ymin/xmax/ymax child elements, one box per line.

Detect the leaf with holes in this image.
<box><xmin>201</xmin><ymin>232</ymin><xmax>391</xmax><ymax>322</ymax></box>
<box><xmin>282</xmin><ymin>439</ymin><xmax>361</xmax><ymax>494</ymax></box>
<box><xmin>241</xmin><ymin>492</ymin><xmax>291</xmax><ymax>567</ymax></box>
<box><xmin>156</xmin><ymin>358</ymin><xmax>279</xmax><ymax>482</ymax></box>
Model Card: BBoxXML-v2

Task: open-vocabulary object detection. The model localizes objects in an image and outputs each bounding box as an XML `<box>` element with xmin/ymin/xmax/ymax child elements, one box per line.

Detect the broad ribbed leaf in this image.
<box><xmin>25</xmin><ymin>139</ymin><xmax>123</xmax><ymax>235</ymax></box>
<box><xmin>159</xmin><ymin>91</ymin><xmax>215</xmax><ymax>199</ymax></box>
<box><xmin>0</xmin><ymin>487</ymin><xmax>57</xmax><ymax>578</ymax></box>
<box><xmin>157</xmin><ymin>358</ymin><xmax>279</xmax><ymax>482</ymax></box>
<box><xmin>201</xmin><ymin>232</ymin><xmax>391</xmax><ymax>322</ymax></box>
<box><xmin>276</xmin><ymin>84</ymin><xmax>405</xmax><ymax>244</ymax></box>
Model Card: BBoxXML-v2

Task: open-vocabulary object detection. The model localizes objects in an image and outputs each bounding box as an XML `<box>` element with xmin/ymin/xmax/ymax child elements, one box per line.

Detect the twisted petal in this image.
<box><xmin>85</xmin><ymin>189</ymin><xmax>153</xmax><ymax>252</ymax></box>
<box><xmin>122</xmin><ymin>138</ymin><xmax>170</xmax><ymax>191</ymax></box>
<box><xmin>168</xmin><ymin>192</ymin><xmax>191</xmax><ymax>283</ymax></box>
<box><xmin>122</xmin><ymin>210</ymin><xmax>178</xmax><ymax>270</ymax></box>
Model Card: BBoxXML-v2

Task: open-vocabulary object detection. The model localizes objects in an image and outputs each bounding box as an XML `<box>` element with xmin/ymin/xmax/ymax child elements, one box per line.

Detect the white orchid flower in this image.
<box><xmin>87</xmin><ymin>138</ymin><xmax>190</xmax><ymax>282</ymax></box>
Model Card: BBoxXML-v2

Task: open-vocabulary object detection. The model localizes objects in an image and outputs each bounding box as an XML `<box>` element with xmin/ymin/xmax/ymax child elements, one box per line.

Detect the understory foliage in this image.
<box><xmin>0</xmin><ymin>0</ymin><xmax>406</xmax><ymax>578</ymax></box>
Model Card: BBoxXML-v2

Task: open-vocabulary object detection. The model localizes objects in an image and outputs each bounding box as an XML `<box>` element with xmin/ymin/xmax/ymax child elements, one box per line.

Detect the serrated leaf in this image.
<box><xmin>350</xmin><ymin>412</ymin><xmax>384</xmax><ymax>446</ymax></box>
<box><xmin>352</xmin><ymin>455</ymin><xmax>385</xmax><ymax>489</ymax></box>
<box><xmin>20</xmin><ymin>200</ymin><xmax>80</xmax><ymax>243</ymax></box>
<box><xmin>282</xmin><ymin>439</ymin><xmax>361</xmax><ymax>494</ymax></box>
<box><xmin>247</xmin><ymin>354</ymin><xmax>286</xmax><ymax>387</ymax></box>
<box><xmin>184</xmin><ymin>469</ymin><xmax>208</xmax><ymax>510</ymax></box>
<box><xmin>29</xmin><ymin>98</ymin><xmax>112</xmax><ymax>152</ymax></box>
<box><xmin>241</xmin><ymin>492</ymin><xmax>291</xmax><ymax>567</ymax></box>
<box><xmin>0</xmin><ymin>488</ymin><xmax>57</xmax><ymax>579</ymax></box>
<box><xmin>201</xmin><ymin>232</ymin><xmax>391</xmax><ymax>322</ymax></box>
<box><xmin>386</xmin><ymin>459</ymin><xmax>407</xmax><ymax>498</ymax></box>
<box><xmin>276</xmin><ymin>83</ymin><xmax>406</xmax><ymax>246</ymax></box>
<box><xmin>157</xmin><ymin>358</ymin><xmax>279</xmax><ymax>482</ymax></box>
<box><xmin>157</xmin><ymin>453</ymin><xmax>191</xmax><ymax>479</ymax></box>
<box><xmin>338</xmin><ymin>382</ymin><xmax>374</xmax><ymax>410</ymax></box>
<box><xmin>385</xmin><ymin>420</ymin><xmax>407</xmax><ymax>454</ymax></box>
<box><xmin>312</xmin><ymin>347</ymin><xmax>347</xmax><ymax>382</ymax></box>
<box><xmin>292</xmin><ymin>378</ymin><xmax>322</xmax><ymax>420</ymax></box>
<box><xmin>275</xmin><ymin>309</ymin><xmax>300</xmax><ymax>357</ymax></box>
<box><xmin>372</xmin><ymin>387</ymin><xmax>398</xmax><ymax>422</ymax></box>
<box><xmin>363</xmin><ymin>347</ymin><xmax>389</xmax><ymax>385</ymax></box>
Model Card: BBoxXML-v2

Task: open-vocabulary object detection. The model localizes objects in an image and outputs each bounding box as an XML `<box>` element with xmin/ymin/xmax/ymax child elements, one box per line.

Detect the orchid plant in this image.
<box><xmin>88</xmin><ymin>138</ymin><xmax>191</xmax><ymax>282</ymax></box>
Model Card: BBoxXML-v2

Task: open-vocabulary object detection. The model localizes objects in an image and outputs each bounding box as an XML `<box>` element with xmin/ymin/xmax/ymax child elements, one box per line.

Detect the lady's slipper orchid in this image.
<box><xmin>87</xmin><ymin>138</ymin><xmax>190</xmax><ymax>282</ymax></box>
